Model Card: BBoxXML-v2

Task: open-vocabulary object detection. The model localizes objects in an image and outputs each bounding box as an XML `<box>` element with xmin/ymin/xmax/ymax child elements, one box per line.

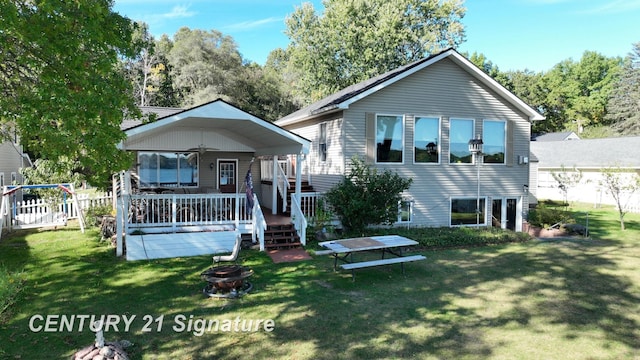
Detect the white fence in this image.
<box><xmin>2</xmin><ymin>191</ymin><xmax>113</xmax><ymax>230</ymax></box>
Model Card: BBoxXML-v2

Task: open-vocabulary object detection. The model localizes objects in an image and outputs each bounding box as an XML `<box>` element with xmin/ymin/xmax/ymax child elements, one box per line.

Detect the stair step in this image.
<box><xmin>265</xmin><ymin>242</ymin><xmax>303</xmax><ymax>249</ymax></box>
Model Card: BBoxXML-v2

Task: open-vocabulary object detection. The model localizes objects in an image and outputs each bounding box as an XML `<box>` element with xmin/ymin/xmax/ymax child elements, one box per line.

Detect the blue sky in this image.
<box><xmin>113</xmin><ymin>0</ymin><xmax>640</xmax><ymax>72</ymax></box>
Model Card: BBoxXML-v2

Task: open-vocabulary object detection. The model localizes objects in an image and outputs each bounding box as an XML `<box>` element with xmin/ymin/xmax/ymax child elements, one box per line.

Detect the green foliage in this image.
<box><xmin>284</xmin><ymin>0</ymin><xmax>465</xmax><ymax>102</ymax></box>
<box><xmin>0</xmin><ymin>265</ymin><xmax>24</xmax><ymax>318</ymax></box>
<box><xmin>606</xmin><ymin>42</ymin><xmax>640</xmax><ymax>135</ymax></box>
<box><xmin>367</xmin><ymin>226</ymin><xmax>532</xmax><ymax>248</ymax></box>
<box><xmin>323</xmin><ymin>157</ymin><xmax>412</xmax><ymax>234</ymax></box>
<box><xmin>0</xmin><ymin>0</ymin><xmax>139</xmax><ymax>187</ymax></box>
<box><xmin>528</xmin><ymin>203</ymin><xmax>574</xmax><ymax>228</ymax></box>
<box><xmin>20</xmin><ymin>158</ymin><xmax>85</xmax><ymax>201</ymax></box>
<box><xmin>84</xmin><ymin>204</ymin><xmax>114</xmax><ymax>227</ymax></box>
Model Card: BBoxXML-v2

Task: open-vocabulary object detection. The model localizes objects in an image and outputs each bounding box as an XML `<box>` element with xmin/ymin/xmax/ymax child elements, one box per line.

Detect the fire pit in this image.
<box><xmin>201</xmin><ymin>265</ymin><xmax>253</xmax><ymax>298</ymax></box>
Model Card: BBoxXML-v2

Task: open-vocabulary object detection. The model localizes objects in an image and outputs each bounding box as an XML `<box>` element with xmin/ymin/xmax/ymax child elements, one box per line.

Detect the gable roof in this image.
<box><xmin>533</xmin><ymin>131</ymin><xmax>580</xmax><ymax>142</ymax></box>
<box><xmin>530</xmin><ymin>136</ymin><xmax>640</xmax><ymax>169</ymax></box>
<box><xmin>119</xmin><ymin>99</ymin><xmax>311</xmax><ymax>156</ymax></box>
<box><xmin>276</xmin><ymin>48</ymin><xmax>545</xmax><ymax>126</ymax></box>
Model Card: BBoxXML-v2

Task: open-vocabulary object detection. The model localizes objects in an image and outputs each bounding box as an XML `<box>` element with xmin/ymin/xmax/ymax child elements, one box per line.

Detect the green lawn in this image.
<box><xmin>0</xmin><ymin>204</ymin><xmax>639</xmax><ymax>359</ymax></box>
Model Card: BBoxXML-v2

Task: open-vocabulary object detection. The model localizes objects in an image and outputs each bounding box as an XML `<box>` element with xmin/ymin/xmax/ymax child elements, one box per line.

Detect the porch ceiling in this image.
<box><xmin>120</xmin><ymin>100</ymin><xmax>310</xmax><ymax>156</ymax></box>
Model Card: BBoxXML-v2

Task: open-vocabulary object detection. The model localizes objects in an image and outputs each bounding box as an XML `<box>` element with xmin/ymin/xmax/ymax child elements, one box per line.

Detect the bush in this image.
<box><xmin>324</xmin><ymin>157</ymin><xmax>412</xmax><ymax>235</ymax></box>
<box><xmin>528</xmin><ymin>204</ymin><xmax>573</xmax><ymax>228</ymax></box>
<box><xmin>84</xmin><ymin>204</ymin><xmax>113</xmax><ymax>226</ymax></box>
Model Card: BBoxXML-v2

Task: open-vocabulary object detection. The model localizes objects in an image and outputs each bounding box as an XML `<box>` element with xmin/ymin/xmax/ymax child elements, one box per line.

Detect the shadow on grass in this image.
<box><xmin>1</xmin><ymin>227</ymin><xmax>639</xmax><ymax>359</ymax></box>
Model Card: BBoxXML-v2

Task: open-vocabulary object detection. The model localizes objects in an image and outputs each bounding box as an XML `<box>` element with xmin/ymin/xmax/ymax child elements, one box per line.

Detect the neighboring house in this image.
<box><xmin>114</xmin><ymin>99</ymin><xmax>311</xmax><ymax>259</ymax></box>
<box><xmin>0</xmin><ymin>125</ymin><xmax>32</xmax><ymax>188</ymax></box>
<box><xmin>532</xmin><ymin>131</ymin><xmax>580</xmax><ymax>141</ymax></box>
<box><xmin>530</xmin><ymin>136</ymin><xmax>640</xmax><ymax>210</ymax></box>
<box><xmin>276</xmin><ymin>48</ymin><xmax>544</xmax><ymax>231</ymax></box>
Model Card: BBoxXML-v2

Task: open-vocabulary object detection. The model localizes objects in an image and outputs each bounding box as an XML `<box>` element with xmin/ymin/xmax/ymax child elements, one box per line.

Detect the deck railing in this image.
<box><xmin>125</xmin><ymin>192</ymin><xmax>251</xmax><ymax>232</ymax></box>
<box><xmin>290</xmin><ymin>193</ymin><xmax>307</xmax><ymax>246</ymax></box>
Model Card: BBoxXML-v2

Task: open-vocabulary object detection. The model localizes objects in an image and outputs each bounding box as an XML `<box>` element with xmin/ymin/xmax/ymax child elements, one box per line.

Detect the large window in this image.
<box><xmin>414</xmin><ymin>117</ymin><xmax>440</xmax><ymax>163</ymax></box>
<box><xmin>483</xmin><ymin>120</ymin><xmax>506</xmax><ymax>164</ymax></box>
<box><xmin>138</xmin><ymin>152</ymin><xmax>199</xmax><ymax>187</ymax></box>
<box><xmin>376</xmin><ymin>114</ymin><xmax>404</xmax><ymax>163</ymax></box>
<box><xmin>449</xmin><ymin>118</ymin><xmax>474</xmax><ymax>163</ymax></box>
<box><xmin>450</xmin><ymin>198</ymin><xmax>486</xmax><ymax>226</ymax></box>
<box><xmin>319</xmin><ymin>122</ymin><xmax>327</xmax><ymax>162</ymax></box>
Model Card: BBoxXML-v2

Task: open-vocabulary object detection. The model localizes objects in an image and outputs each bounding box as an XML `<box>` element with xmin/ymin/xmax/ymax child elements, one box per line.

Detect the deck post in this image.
<box><xmin>272</xmin><ymin>155</ymin><xmax>278</xmax><ymax>215</ymax></box>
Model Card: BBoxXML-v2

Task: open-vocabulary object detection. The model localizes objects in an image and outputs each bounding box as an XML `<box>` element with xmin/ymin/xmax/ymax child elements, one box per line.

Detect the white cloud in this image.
<box><xmin>584</xmin><ymin>0</ymin><xmax>640</xmax><ymax>14</ymax></box>
<box><xmin>223</xmin><ymin>17</ymin><xmax>283</xmax><ymax>32</ymax></box>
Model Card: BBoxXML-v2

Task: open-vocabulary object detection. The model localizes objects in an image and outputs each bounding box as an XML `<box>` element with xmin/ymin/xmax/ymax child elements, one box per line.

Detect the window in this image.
<box><xmin>138</xmin><ymin>152</ymin><xmax>199</xmax><ymax>187</ymax></box>
<box><xmin>414</xmin><ymin>117</ymin><xmax>440</xmax><ymax>163</ymax></box>
<box><xmin>376</xmin><ymin>114</ymin><xmax>404</xmax><ymax>163</ymax></box>
<box><xmin>483</xmin><ymin>120</ymin><xmax>506</xmax><ymax>164</ymax></box>
<box><xmin>10</xmin><ymin>172</ymin><xmax>17</xmax><ymax>185</ymax></box>
<box><xmin>319</xmin><ymin>123</ymin><xmax>327</xmax><ymax>162</ymax></box>
<box><xmin>397</xmin><ymin>197</ymin><xmax>413</xmax><ymax>223</ymax></box>
<box><xmin>0</xmin><ymin>173</ymin><xmax>4</xmax><ymax>186</ymax></box>
<box><xmin>450</xmin><ymin>198</ymin><xmax>486</xmax><ymax>226</ymax></box>
<box><xmin>449</xmin><ymin>118</ymin><xmax>474</xmax><ymax>163</ymax></box>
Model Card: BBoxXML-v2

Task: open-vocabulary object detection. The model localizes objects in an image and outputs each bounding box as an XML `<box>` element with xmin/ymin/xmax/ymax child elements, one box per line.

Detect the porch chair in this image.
<box><xmin>213</xmin><ymin>233</ymin><xmax>242</xmax><ymax>264</ymax></box>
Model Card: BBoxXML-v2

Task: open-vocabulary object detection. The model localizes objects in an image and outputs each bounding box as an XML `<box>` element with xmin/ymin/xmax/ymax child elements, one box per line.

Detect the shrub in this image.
<box><xmin>324</xmin><ymin>157</ymin><xmax>412</xmax><ymax>235</ymax></box>
<box><xmin>528</xmin><ymin>204</ymin><xmax>573</xmax><ymax>228</ymax></box>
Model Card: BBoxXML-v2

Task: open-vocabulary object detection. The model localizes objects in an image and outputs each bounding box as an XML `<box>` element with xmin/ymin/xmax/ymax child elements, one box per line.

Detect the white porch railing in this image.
<box><xmin>125</xmin><ymin>192</ymin><xmax>252</xmax><ymax>231</ymax></box>
<box><xmin>252</xmin><ymin>194</ymin><xmax>267</xmax><ymax>251</ymax></box>
<box><xmin>290</xmin><ymin>193</ymin><xmax>307</xmax><ymax>246</ymax></box>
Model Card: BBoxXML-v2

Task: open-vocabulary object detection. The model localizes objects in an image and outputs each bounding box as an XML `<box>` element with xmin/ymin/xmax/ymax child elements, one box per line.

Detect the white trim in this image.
<box><xmin>413</xmin><ymin>116</ymin><xmax>441</xmax><ymax>165</ymax></box>
<box><xmin>449</xmin><ymin>118</ymin><xmax>476</xmax><ymax>165</ymax></box>
<box><xmin>482</xmin><ymin>119</ymin><xmax>507</xmax><ymax>165</ymax></box>
<box><xmin>375</xmin><ymin>113</ymin><xmax>405</xmax><ymax>165</ymax></box>
<box><xmin>217</xmin><ymin>159</ymin><xmax>238</xmax><ymax>192</ymax></box>
<box><xmin>330</xmin><ymin>50</ymin><xmax>544</xmax><ymax>122</ymax></box>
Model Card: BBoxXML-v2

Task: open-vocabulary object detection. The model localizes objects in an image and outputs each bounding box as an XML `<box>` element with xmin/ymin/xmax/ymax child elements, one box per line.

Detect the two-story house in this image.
<box><xmin>276</xmin><ymin>48</ymin><xmax>544</xmax><ymax>232</ymax></box>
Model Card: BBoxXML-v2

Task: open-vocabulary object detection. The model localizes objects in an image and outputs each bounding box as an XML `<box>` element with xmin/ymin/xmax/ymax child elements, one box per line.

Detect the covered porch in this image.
<box><xmin>115</xmin><ymin>99</ymin><xmax>313</xmax><ymax>260</ymax></box>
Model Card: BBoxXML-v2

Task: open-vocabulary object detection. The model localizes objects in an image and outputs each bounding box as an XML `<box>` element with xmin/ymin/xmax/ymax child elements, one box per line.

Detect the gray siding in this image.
<box><xmin>282</xmin><ymin>58</ymin><xmax>533</xmax><ymax>229</ymax></box>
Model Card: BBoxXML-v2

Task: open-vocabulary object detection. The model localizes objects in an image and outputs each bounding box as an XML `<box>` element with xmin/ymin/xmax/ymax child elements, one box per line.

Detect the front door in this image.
<box><xmin>506</xmin><ymin>198</ymin><xmax>517</xmax><ymax>231</ymax></box>
<box><xmin>218</xmin><ymin>160</ymin><xmax>237</xmax><ymax>193</ymax></box>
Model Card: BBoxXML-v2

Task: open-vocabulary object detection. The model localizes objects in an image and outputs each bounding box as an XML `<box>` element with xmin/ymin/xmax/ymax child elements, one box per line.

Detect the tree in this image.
<box><xmin>122</xmin><ymin>22</ymin><xmax>161</xmax><ymax>107</ymax></box>
<box><xmin>166</xmin><ymin>27</ymin><xmax>244</xmax><ymax>107</ymax></box>
<box><xmin>538</xmin><ymin>52</ymin><xmax>621</xmax><ymax>134</ymax></box>
<box><xmin>284</xmin><ymin>0</ymin><xmax>465</xmax><ymax>102</ymax></box>
<box><xmin>323</xmin><ymin>157</ymin><xmax>413</xmax><ymax>234</ymax></box>
<box><xmin>0</xmin><ymin>0</ymin><xmax>139</xmax><ymax>188</ymax></box>
<box><xmin>551</xmin><ymin>166</ymin><xmax>583</xmax><ymax>205</ymax></box>
<box><xmin>606</xmin><ymin>42</ymin><xmax>640</xmax><ymax>135</ymax></box>
<box><xmin>599</xmin><ymin>167</ymin><xmax>640</xmax><ymax>230</ymax></box>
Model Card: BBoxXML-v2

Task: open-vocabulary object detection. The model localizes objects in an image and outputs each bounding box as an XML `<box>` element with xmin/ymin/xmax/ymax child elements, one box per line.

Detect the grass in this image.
<box><xmin>0</xmin><ymin>204</ymin><xmax>639</xmax><ymax>359</ymax></box>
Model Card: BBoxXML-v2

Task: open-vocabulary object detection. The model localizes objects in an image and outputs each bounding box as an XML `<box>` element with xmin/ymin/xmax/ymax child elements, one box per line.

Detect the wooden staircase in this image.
<box><xmin>263</xmin><ymin>223</ymin><xmax>302</xmax><ymax>250</ymax></box>
<box><xmin>283</xmin><ymin>179</ymin><xmax>315</xmax><ymax>215</ymax></box>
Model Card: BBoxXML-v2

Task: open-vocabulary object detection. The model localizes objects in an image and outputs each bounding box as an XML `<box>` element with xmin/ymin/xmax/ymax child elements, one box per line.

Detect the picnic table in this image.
<box><xmin>318</xmin><ymin>235</ymin><xmax>426</xmax><ymax>280</ymax></box>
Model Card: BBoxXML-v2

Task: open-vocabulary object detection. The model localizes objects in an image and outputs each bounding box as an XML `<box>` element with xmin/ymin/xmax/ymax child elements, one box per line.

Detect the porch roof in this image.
<box><xmin>118</xmin><ymin>99</ymin><xmax>311</xmax><ymax>156</ymax></box>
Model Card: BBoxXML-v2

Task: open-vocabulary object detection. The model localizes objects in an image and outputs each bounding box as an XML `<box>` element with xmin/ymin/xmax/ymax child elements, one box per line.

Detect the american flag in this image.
<box><xmin>245</xmin><ymin>167</ymin><xmax>254</xmax><ymax>215</ymax></box>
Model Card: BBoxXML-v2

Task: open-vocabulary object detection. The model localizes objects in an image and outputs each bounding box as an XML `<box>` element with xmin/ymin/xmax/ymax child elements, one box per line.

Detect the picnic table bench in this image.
<box><xmin>318</xmin><ymin>235</ymin><xmax>426</xmax><ymax>280</ymax></box>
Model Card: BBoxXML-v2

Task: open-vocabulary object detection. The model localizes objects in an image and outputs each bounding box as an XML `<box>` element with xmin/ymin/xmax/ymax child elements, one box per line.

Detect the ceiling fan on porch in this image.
<box><xmin>188</xmin><ymin>144</ymin><xmax>219</xmax><ymax>154</ymax></box>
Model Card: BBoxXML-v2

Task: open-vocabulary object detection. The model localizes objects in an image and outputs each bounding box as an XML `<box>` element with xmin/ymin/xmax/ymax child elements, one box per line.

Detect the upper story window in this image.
<box><xmin>138</xmin><ymin>152</ymin><xmax>199</xmax><ymax>188</ymax></box>
<box><xmin>449</xmin><ymin>118</ymin><xmax>475</xmax><ymax>164</ymax></box>
<box><xmin>319</xmin><ymin>123</ymin><xmax>327</xmax><ymax>162</ymax></box>
<box><xmin>483</xmin><ymin>120</ymin><xmax>506</xmax><ymax>164</ymax></box>
<box><xmin>414</xmin><ymin>117</ymin><xmax>440</xmax><ymax>163</ymax></box>
<box><xmin>376</xmin><ymin>114</ymin><xmax>404</xmax><ymax>163</ymax></box>
<box><xmin>0</xmin><ymin>173</ymin><xmax>4</xmax><ymax>186</ymax></box>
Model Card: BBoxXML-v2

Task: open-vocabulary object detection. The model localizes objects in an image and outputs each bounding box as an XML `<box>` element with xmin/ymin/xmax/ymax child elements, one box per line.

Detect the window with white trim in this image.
<box><xmin>10</xmin><ymin>172</ymin><xmax>17</xmax><ymax>185</ymax></box>
<box><xmin>319</xmin><ymin>122</ymin><xmax>327</xmax><ymax>162</ymax></box>
<box><xmin>138</xmin><ymin>152</ymin><xmax>199</xmax><ymax>187</ymax></box>
<box><xmin>450</xmin><ymin>197</ymin><xmax>486</xmax><ymax>226</ymax></box>
<box><xmin>0</xmin><ymin>173</ymin><xmax>4</xmax><ymax>186</ymax></box>
<box><xmin>414</xmin><ymin>117</ymin><xmax>440</xmax><ymax>163</ymax></box>
<box><xmin>483</xmin><ymin>120</ymin><xmax>506</xmax><ymax>164</ymax></box>
<box><xmin>376</xmin><ymin>114</ymin><xmax>404</xmax><ymax>163</ymax></box>
<box><xmin>449</xmin><ymin>118</ymin><xmax>474</xmax><ymax>164</ymax></box>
